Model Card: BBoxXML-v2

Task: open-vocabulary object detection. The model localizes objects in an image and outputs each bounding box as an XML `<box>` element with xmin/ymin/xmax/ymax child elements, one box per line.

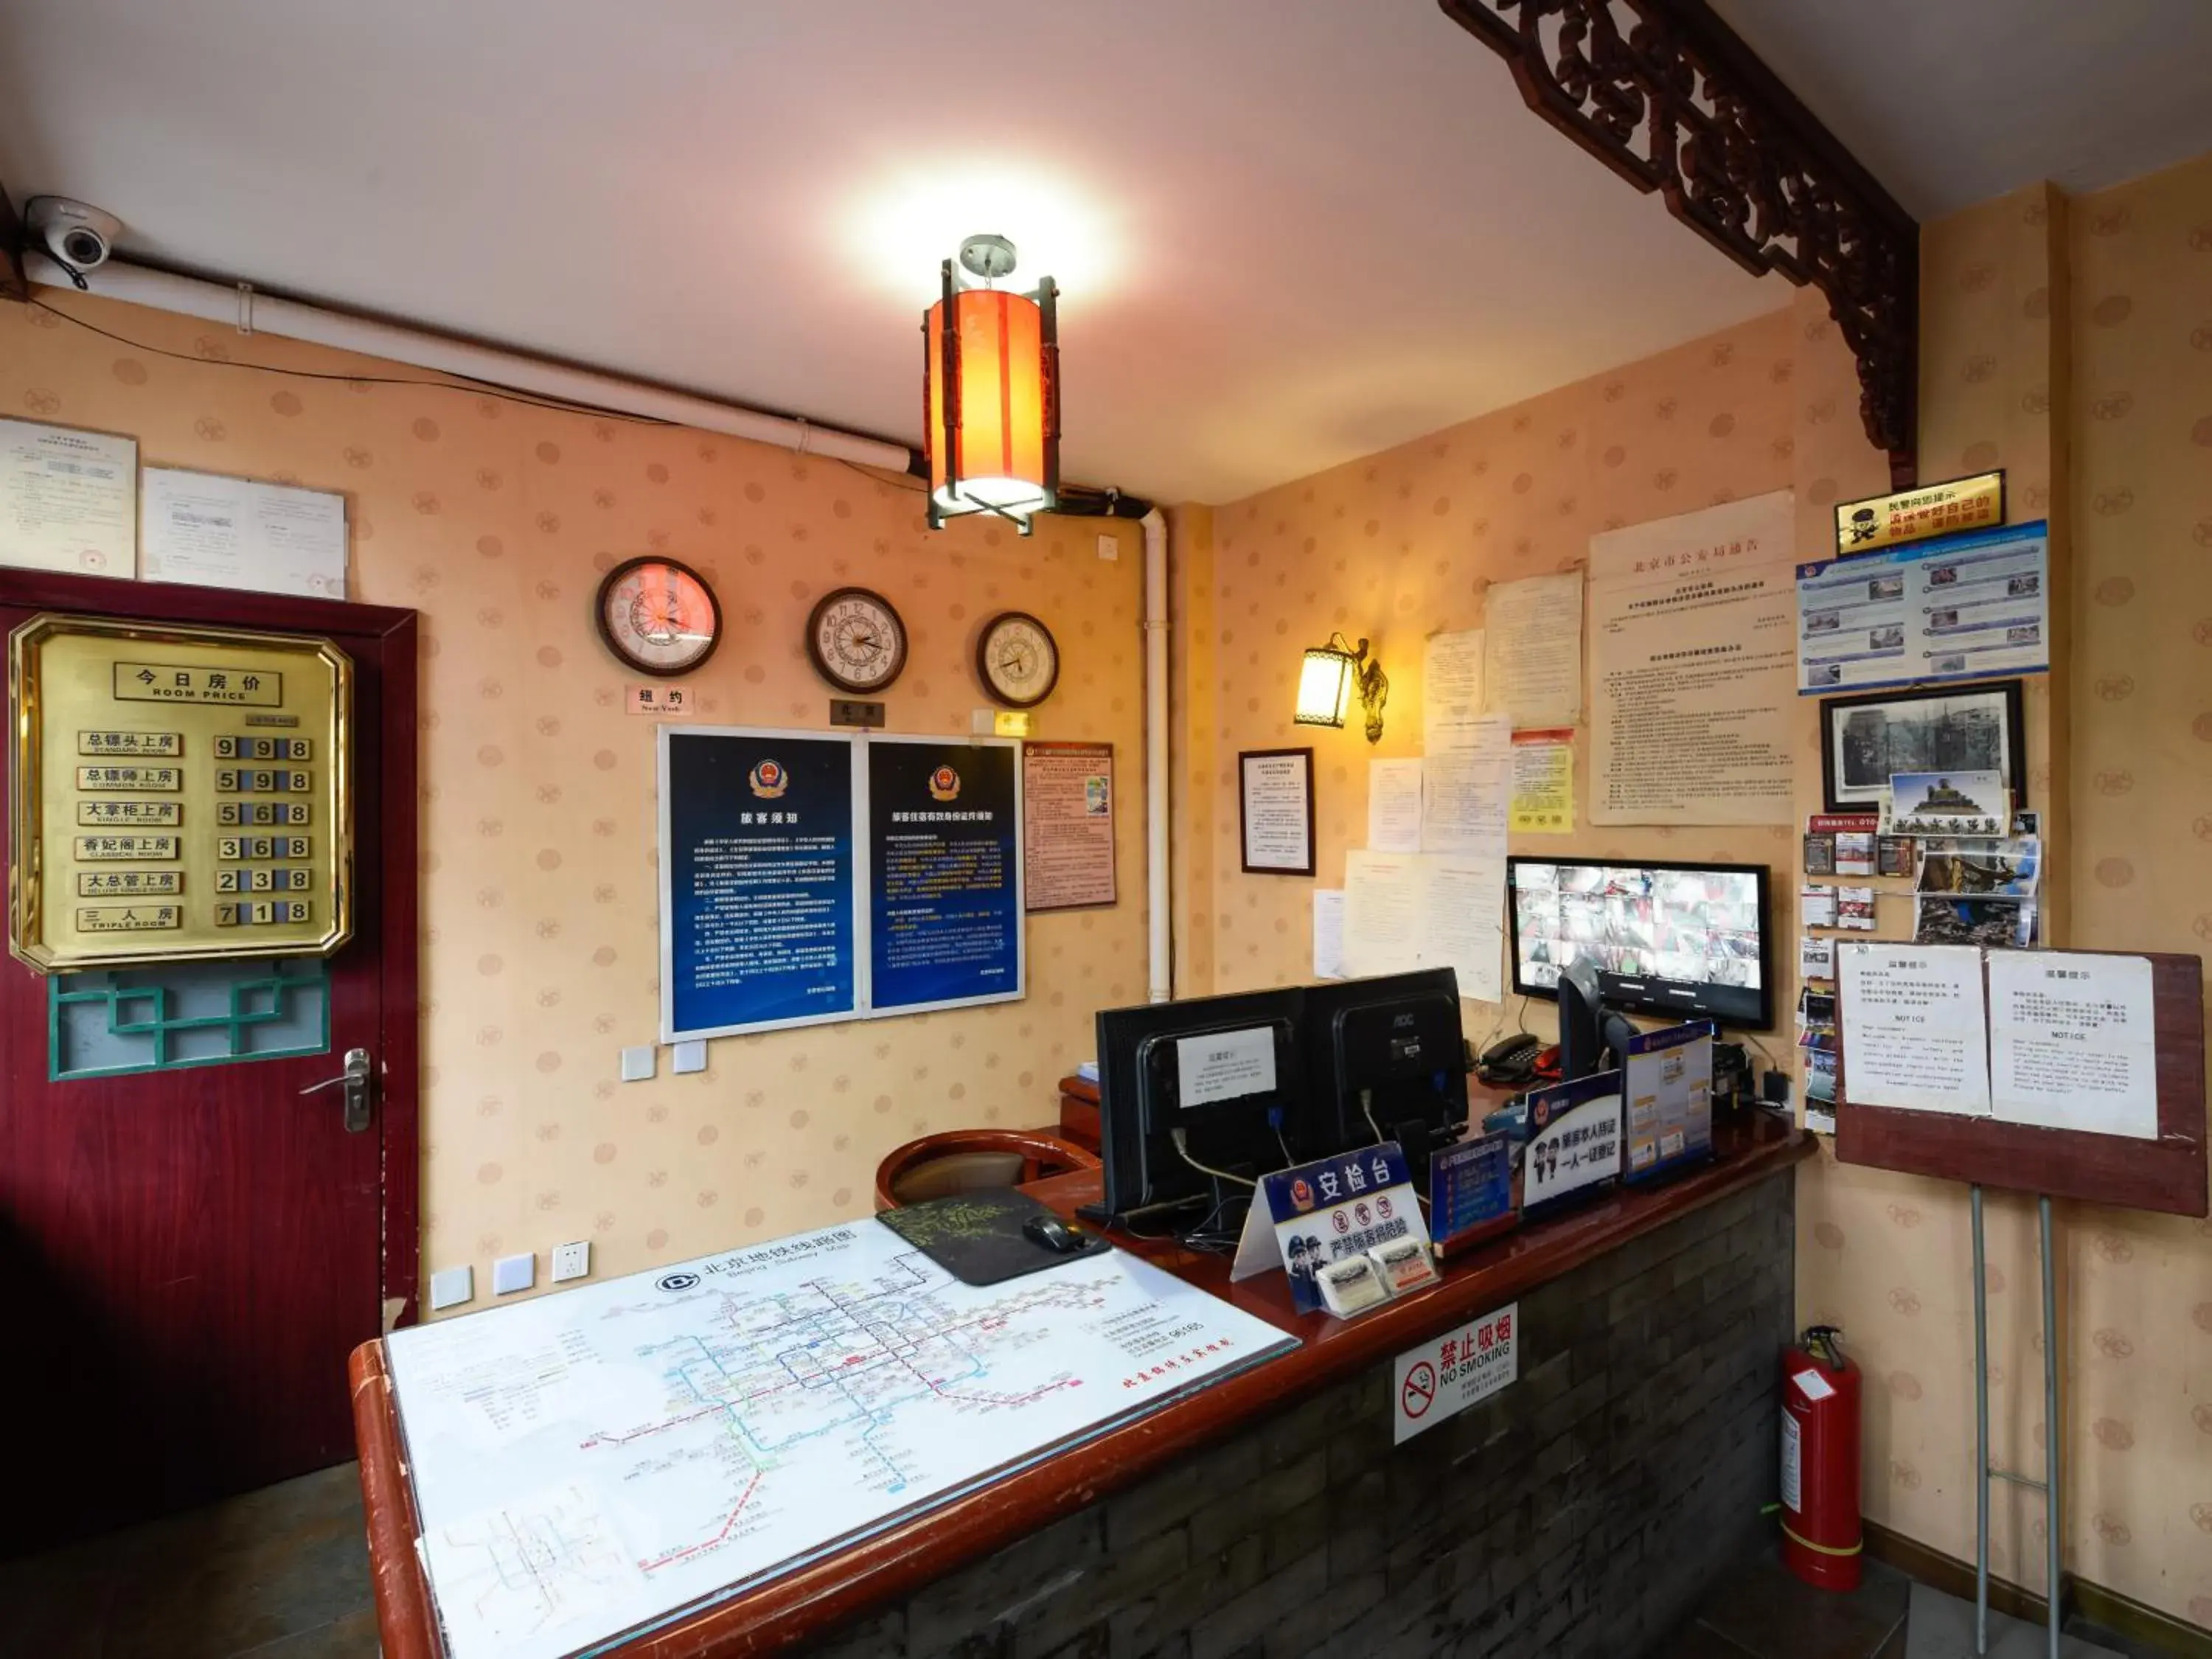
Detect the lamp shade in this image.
<box><xmin>1294</xmin><ymin>643</ymin><xmax>1356</xmax><ymax>728</ymax></box>
<box><xmin>924</xmin><ymin>268</ymin><xmax>1059</xmax><ymax>532</ymax></box>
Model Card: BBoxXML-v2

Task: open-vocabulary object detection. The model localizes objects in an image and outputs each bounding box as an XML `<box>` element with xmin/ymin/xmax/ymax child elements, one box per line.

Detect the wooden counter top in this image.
<box><xmin>349</xmin><ymin>1111</ymin><xmax>1811</xmax><ymax>1659</ymax></box>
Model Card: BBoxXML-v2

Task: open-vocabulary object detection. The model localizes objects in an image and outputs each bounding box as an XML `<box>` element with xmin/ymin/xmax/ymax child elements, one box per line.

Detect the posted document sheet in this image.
<box><xmin>1837</xmin><ymin>942</ymin><xmax>1990</xmax><ymax>1115</ymax></box>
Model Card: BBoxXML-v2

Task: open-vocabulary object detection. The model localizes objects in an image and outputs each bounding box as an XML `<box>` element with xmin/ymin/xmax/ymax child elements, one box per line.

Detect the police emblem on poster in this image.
<box><xmin>747</xmin><ymin>757</ymin><xmax>789</xmax><ymax>798</ymax></box>
<box><xmin>867</xmin><ymin>737</ymin><xmax>1022</xmax><ymax>1015</ymax></box>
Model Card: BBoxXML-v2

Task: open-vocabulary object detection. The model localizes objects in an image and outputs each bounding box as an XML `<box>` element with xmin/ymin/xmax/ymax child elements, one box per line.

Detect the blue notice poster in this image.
<box><xmin>867</xmin><ymin>737</ymin><xmax>1023</xmax><ymax>1014</ymax></box>
<box><xmin>660</xmin><ymin>728</ymin><xmax>857</xmax><ymax>1040</ymax></box>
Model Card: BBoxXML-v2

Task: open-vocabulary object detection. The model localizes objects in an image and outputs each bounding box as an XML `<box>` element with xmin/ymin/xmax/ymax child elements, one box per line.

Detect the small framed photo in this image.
<box><xmin>1239</xmin><ymin>748</ymin><xmax>1315</xmax><ymax>877</ymax></box>
<box><xmin>1818</xmin><ymin>680</ymin><xmax>2025</xmax><ymax>816</ymax></box>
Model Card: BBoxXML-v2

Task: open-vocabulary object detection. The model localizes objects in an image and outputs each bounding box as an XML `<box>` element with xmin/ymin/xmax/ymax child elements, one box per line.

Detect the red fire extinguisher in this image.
<box><xmin>1781</xmin><ymin>1324</ymin><xmax>1863</xmax><ymax>1590</ymax></box>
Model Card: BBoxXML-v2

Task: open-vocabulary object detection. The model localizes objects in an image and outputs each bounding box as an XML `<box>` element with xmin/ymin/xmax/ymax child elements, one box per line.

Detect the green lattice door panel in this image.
<box><xmin>50</xmin><ymin>956</ymin><xmax>330</xmax><ymax>1080</ymax></box>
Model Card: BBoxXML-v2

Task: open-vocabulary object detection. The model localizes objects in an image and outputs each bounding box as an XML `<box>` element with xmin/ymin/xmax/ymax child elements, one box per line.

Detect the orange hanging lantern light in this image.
<box><xmin>923</xmin><ymin>234</ymin><xmax>1059</xmax><ymax>535</ymax></box>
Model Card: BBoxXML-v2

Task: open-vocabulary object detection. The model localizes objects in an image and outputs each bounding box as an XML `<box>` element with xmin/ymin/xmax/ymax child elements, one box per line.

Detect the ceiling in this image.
<box><xmin>1713</xmin><ymin>0</ymin><xmax>2212</xmax><ymax>219</ymax></box>
<box><xmin>1</xmin><ymin>4</ymin><xmax>2205</xmax><ymax>504</ymax></box>
<box><xmin>0</xmin><ymin>0</ymin><xmax>1788</xmax><ymax>504</ymax></box>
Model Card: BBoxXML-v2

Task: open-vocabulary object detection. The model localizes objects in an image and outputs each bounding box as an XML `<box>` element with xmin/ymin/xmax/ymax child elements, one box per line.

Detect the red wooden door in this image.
<box><xmin>0</xmin><ymin>571</ymin><xmax>417</xmax><ymax>1555</ymax></box>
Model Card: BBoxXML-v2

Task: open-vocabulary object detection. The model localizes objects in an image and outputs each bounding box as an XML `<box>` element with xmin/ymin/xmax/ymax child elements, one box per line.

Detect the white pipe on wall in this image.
<box><xmin>24</xmin><ymin>254</ymin><xmax>917</xmax><ymax>474</ymax></box>
<box><xmin>1142</xmin><ymin>509</ymin><xmax>1172</xmax><ymax>1004</ymax></box>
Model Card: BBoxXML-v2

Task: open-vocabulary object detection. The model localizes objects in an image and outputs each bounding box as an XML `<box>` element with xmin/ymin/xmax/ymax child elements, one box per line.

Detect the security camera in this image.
<box><xmin>27</xmin><ymin>196</ymin><xmax>123</xmax><ymax>274</ymax></box>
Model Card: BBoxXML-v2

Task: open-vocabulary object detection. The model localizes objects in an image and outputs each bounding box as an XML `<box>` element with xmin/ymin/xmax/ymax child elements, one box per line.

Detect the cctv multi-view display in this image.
<box><xmin>1506</xmin><ymin>856</ymin><xmax>1774</xmax><ymax>1031</ymax></box>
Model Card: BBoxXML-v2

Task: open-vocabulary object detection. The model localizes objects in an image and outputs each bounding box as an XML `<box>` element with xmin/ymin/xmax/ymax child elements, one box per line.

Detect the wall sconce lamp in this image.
<box><xmin>922</xmin><ymin>233</ymin><xmax>1060</xmax><ymax>535</ymax></box>
<box><xmin>1294</xmin><ymin>633</ymin><xmax>1388</xmax><ymax>742</ymax></box>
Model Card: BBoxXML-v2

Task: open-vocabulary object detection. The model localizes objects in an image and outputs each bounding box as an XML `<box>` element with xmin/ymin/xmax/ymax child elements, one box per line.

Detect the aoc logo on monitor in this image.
<box><xmin>748</xmin><ymin>759</ymin><xmax>788</xmax><ymax>799</ymax></box>
<box><xmin>928</xmin><ymin>765</ymin><xmax>961</xmax><ymax>801</ymax></box>
<box><xmin>655</xmin><ymin>1271</ymin><xmax>701</xmax><ymax>1293</ymax></box>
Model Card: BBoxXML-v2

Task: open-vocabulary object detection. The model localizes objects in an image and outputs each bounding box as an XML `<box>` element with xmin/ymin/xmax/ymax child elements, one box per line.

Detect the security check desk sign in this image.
<box><xmin>1231</xmin><ymin>1142</ymin><xmax>1436</xmax><ymax>1316</ymax></box>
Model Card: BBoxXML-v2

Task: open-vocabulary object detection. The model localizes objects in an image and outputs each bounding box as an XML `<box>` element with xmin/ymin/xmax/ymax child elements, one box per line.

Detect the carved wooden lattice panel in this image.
<box><xmin>1439</xmin><ymin>0</ymin><xmax>1918</xmax><ymax>486</ymax></box>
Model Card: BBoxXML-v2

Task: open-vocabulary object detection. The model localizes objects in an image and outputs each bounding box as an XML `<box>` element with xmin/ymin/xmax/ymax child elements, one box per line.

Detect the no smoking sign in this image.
<box><xmin>1391</xmin><ymin>1301</ymin><xmax>1520</xmax><ymax>1444</ymax></box>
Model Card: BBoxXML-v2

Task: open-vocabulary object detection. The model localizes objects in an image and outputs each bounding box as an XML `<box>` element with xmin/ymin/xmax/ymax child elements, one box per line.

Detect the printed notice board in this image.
<box><xmin>867</xmin><ymin>736</ymin><xmax>1023</xmax><ymax>1015</ymax></box>
<box><xmin>659</xmin><ymin>728</ymin><xmax>859</xmax><ymax>1039</ymax></box>
<box><xmin>1795</xmin><ymin>520</ymin><xmax>2050</xmax><ymax>695</ymax></box>
<box><xmin>658</xmin><ymin>728</ymin><xmax>1024</xmax><ymax>1040</ymax></box>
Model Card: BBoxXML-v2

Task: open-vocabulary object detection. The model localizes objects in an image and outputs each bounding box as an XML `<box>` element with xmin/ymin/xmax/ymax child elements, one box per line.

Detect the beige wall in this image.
<box><xmin>1179</xmin><ymin>154</ymin><xmax>2212</xmax><ymax>1626</ymax></box>
<box><xmin>7</xmin><ymin>147</ymin><xmax>2209</xmax><ymax>1627</ymax></box>
<box><xmin>4</xmin><ymin>290</ymin><xmax>1149</xmax><ymax>1305</ymax></box>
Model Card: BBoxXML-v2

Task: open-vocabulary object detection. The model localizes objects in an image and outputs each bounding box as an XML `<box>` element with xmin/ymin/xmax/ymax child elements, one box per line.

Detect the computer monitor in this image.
<box><xmin>1298</xmin><ymin>968</ymin><xmax>1470</xmax><ymax>1172</ymax></box>
<box><xmin>1557</xmin><ymin>956</ymin><xmax>1641</xmax><ymax>1082</ymax></box>
<box><xmin>1093</xmin><ymin>990</ymin><xmax>1304</xmax><ymax>1221</ymax></box>
<box><xmin>1506</xmin><ymin>856</ymin><xmax>1775</xmax><ymax>1030</ymax></box>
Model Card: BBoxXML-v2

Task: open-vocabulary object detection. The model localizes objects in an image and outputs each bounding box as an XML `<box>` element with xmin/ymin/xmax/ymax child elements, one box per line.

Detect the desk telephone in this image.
<box><xmin>1477</xmin><ymin>1032</ymin><xmax>1544</xmax><ymax>1087</ymax></box>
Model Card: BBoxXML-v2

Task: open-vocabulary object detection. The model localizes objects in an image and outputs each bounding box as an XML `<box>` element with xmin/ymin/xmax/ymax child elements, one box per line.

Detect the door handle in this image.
<box><xmin>300</xmin><ymin>1047</ymin><xmax>374</xmax><ymax>1133</ymax></box>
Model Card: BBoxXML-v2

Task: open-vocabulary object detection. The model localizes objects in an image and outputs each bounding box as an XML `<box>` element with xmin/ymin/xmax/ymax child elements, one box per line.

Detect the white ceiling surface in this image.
<box><xmin>1714</xmin><ymin>0</ymin><xmax>2212</xmax><ymax>220</ymax></box>
<box><xmin>0</xmin><ymin>0</ymin><xmax>1789</xmax><ymax>505</ymax></box>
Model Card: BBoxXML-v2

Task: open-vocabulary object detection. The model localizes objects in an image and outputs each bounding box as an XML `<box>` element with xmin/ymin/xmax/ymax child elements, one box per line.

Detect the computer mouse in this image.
<box><xmin>1023</xmin><ymin>1213</ymin><xmax>1087</xmax><ymax>1254</ymax></box>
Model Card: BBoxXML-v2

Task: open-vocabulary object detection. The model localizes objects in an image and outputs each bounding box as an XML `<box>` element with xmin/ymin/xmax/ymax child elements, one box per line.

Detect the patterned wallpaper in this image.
<box><xmin>1180</xmin><ymin>153</ymin><xmax>2212</xmax><ymax>1628</ymax></box>
<box><xmin>4</xmin><ymin>291</ymin><xmax>1148</xmax><ymax>1307</ymax></box>
<box><xmin>6</xmin><ymin>147</ymin><xmax>2208</xmax><ymax>1624</ymax></box>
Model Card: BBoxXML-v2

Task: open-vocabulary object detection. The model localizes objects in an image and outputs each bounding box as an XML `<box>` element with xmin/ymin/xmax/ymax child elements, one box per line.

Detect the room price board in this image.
<box><xmin>8</xmin><ymin>613</ymin><xmax>354</xmax><ymax>971</ymax></box>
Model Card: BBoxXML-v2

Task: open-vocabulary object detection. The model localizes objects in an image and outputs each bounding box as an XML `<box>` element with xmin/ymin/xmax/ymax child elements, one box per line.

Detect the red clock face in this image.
<box><xmin>596</xmin><ymin>557</ymin><xmax>721</xmax><ymax>677</ymax></box>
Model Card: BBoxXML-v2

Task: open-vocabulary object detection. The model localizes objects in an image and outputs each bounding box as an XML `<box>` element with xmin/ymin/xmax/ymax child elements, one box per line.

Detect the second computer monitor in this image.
<box><xmin>1299</xmin><ymin>968</ymin><xmax>1470</xmax><ymax>1161</ymax></box>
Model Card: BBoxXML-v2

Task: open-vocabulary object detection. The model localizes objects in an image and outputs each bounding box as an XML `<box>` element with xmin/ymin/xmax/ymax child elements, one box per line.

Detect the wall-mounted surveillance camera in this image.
<box><xmin>27</xmin><ymin>196</ymin><xmax>124</xmax><ymax>277</ymax></box>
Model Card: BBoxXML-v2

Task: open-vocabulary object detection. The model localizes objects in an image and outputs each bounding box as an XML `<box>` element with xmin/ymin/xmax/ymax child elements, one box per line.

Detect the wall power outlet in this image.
<box><xmin>552</xmin><ymin>1240</ymin><xmax>591</xmax><ymax>1282</ymax></box>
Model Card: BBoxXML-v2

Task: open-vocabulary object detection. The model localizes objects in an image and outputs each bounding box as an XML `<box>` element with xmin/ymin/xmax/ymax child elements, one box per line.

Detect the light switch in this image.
<box><xmin>672</xmin><ymin>1040</ymin><xmax>707</xmax><ymax>1075</ymax></box>
<box><xmin>428</xmin><ymin>1265</ymin><xmax>473</xmax><ymax>1312</ymax></box>
<box><xmin>552</xmin><ymin>1241</ymin><xmax>591</xmax><ymax>1282</ymax></box>
<box><xmin>620</xmin><ymin>1045</ymin><xmax>655</xmax><ymax>1082</ymax></box>
<box><xmin>1097</xmin><ymin>533</ymin><xmax>1119</xmax><ymax>561</ymax></box>
<box><xmin>493</xmin><ymin>1252</ymin><xmax>535</xmax><ymax>1295</ymax></box>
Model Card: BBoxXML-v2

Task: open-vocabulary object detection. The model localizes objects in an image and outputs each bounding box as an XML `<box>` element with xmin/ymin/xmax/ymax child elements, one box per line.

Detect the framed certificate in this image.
<box><xmin>1239</xmin><ymin>748</ymin><xmax>1315</xmax><ymax>877</ymax></box>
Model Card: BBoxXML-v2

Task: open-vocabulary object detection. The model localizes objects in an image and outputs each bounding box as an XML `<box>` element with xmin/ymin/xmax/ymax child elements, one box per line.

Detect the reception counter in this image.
<box><xmin>351</xmin><ymin>1111</ymin><xmax>1812</xmax><ymax>1659</ymax></box>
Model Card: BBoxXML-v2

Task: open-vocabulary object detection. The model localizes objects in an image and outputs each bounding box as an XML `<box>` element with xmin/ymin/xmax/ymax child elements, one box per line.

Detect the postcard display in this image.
<box><xmin>1834</xmin><ymin>944</ymin><xmax>2205</xmax><ymax>1653</ymax></box>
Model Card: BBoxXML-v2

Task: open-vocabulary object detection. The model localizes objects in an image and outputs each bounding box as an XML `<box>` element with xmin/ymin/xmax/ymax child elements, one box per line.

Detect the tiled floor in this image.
<box><xmin>0</xmin><ymin>1475</ymin><xmax>2184</xmax><ymax>1659</ymax></box>
<box><xmin>0</xmin><ymin>1464</ymin><xmax>378</xmax><ymax>1659</ymax></box>
<box><xmin>1659</xmin><ymin>1550</ymin><xmax>2162</xmax><ymax>1659</ymax></box>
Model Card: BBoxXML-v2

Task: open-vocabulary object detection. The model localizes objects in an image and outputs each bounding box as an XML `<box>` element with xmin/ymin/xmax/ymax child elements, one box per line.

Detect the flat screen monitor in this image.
<box><xmin>1506</xmin><ymin>856</ymin><xmax>1774</xmax><ymax>1031</ymax></box>
<box><xmin>1298</xmin><ymin>968</ymin><xmax>1469</xmax><ymax>1163</ymax></box>
<box><xmin>1094</xmin><ymin>991</ymin><xmax>1304</xmax><ymax>1220</ymax></box>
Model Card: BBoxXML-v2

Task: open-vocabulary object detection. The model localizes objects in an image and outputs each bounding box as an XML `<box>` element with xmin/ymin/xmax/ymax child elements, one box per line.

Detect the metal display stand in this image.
<box><xmin>1834</xmin><ymin>947</ymin><xmax>2207</xmax><ymax>1659</ymax></box>
<box><xmin>1969</xmin><ymin>1186</ymin><xmax>2060</xmax><ymax>1658</ymax></box>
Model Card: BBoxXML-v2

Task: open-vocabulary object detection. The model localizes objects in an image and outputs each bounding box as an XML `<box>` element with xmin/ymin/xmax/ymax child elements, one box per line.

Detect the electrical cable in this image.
<box><xmin>29</xmin><ymin>297</ymin><xmax>686</xmax><ymax>426</ymax></box>
<box><xmin>1169</xmin><ymin>1128</ymin><xmax>1256</xmax><ymax>1189</ymax></box>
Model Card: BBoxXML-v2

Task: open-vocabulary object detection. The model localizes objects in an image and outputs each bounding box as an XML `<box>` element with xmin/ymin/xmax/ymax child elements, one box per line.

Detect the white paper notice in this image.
<box><xmin>1343</xmin><ymin>850</ymin><xmax>1422</xmax><ymax>977</ymax></box>
<box><xmin>1837</xmin><ymin>942</ymin><xmax>1990</xmax><ymax>1115</ymax></box>
<box><xmin>0</xmin><ymin>417</ymin><xmax>136</xmax><ymax>576</ymax></box>
<box><xmin>1240</xmin><ymin>751</ymin><xmax>1313</xmax><ymax>873</ymax></box>
<box><xmin>1986</xmin><ymin>951</ymin><xmax>2159</xmax><ymax>1138</ymax></box>
<box><xmin>142</xmin><ymin>467</ymin><xmax>349</xmax><ymax>599</ymax></box>
<box><xmin>1422</xmin><ymin>715</ymin><xmax>1512</xmax><ymax>857</ymax></box>
<box><xmin>1175</xmin><ymin>1027</ymin><xmax>1279</xmax><ymax>1107</ymax></box>
<box><xmin>1587</xmin><ymin>492</ymin><xmax>1798</xmax><ymax>825</ymax></box>
<box><xmin>1367</xmin><ymin>758</ymin><xmax>1425</xmax><ymax>854</ymax></box>
<box><xmin>1313</xmin><ymin>890</ymin><xmax>1347</xmax><ymax>980</ymax></box>
<box><xmin>1416</xmin><ymin>857</ymin><xmax>1505</xmax><ymax>1004</ymax></box>
<box><xmin>1423</xmin><ymin>628</ymin><xmax>1486</xmax><ymax>743</ymax></box>
<box><xmin>1484</xmin><ymin>573</ymin><xmax>1583</xmax><ymax>726</ymax></box>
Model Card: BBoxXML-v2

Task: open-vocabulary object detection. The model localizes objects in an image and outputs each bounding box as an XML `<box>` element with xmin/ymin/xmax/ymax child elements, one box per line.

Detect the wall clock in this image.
<box><xmin>594</xmin><ymin>555</ymin><xmax>722</xmax><ymax>678</ymax></box>
<box><xmin>806</xmin><ymin>587</ymin><xmax>908</xmax><ymax>695</ymax></box>
<box><xmin>975</xmin><ymin>611</ymin><xmax>1060</xmax><ymax>708</ymax></box>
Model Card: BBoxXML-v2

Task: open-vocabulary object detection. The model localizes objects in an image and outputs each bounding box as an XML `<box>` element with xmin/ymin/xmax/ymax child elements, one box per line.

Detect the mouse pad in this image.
<box><xmin>874</xmin><ymin>1188</ymin><xmax>1112</xmax><ymax>1286</ymax></box>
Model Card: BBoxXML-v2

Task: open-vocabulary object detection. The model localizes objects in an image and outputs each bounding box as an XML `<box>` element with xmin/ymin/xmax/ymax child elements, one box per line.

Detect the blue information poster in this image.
<box><xmin>866</xmin><ymin>737</ymin><xmax>1023</xmax><ymax>1014</ymax></box>
<box><xmin>659</xmin><ymin>728</ymin><xmax>858</xmax><ymax>1040</ymax></box>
